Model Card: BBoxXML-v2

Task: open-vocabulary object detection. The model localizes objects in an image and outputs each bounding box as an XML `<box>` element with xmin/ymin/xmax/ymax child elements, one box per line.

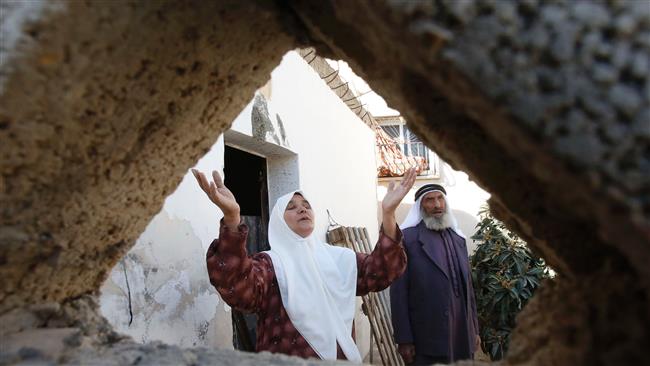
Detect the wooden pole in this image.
<box><xmin>354</xmin><ymin>228</ymin><xmax>402</xmax><ymax>366</ymax></box>
<box><xmin>327</xmin><ymin>225</ymin><xmax>404</xmax><ymax>366</ymax></box>
<box><xmin>341</xmin><ymin>227</ymin><xmax>390</xmax><ymax>366</ymax></box>
<box><xmin>357</xmin><ymin>227</ymin><xmax>404</xmax><ymax>366</ymax></box>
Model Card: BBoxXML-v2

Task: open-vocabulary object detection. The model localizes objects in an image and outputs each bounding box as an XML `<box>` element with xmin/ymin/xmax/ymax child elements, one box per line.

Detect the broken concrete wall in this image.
<box><xmin>0</xmin><ymin>0</ymin><xmax>297</xmax><ymax>363</ymax></box>
<box><xmin>0</xmin><ymin>0</ymin><xmax>296</xmax><ymax>314</ymax></box>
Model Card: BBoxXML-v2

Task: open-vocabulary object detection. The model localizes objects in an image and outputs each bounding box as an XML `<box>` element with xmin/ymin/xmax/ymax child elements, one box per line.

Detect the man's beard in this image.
<box><xmin>421</xmin><ymin>207</ymin><xmax>453</xmax><ymax>231</ymax></box>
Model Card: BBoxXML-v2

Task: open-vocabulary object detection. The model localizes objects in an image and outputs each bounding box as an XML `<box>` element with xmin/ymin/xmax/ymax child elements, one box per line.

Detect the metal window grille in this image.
<box><xmin>379</xmin><ymin>124</ymin><xmax>432</xmax><ymax>173</ymax></box>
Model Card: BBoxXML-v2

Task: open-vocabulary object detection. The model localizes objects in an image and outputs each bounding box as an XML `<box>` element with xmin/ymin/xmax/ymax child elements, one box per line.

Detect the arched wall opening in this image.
<box><xmin>94</xmin><ymin>49</ymin><xmax>492</xmax><ymax>362</ymax></box>
<box><xmin>1</xmin><ymin>1</ymin><xmax>648</xmax><ymax>365</ymax></box>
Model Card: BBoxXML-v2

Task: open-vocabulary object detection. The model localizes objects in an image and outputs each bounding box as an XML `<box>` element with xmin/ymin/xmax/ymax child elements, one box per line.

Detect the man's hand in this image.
<box><xmin>397</xmin><ymin>343</ymin><xmax>415</xmax><ymax>364</ymax></box>
<box><xmin>382</xmin><ymin>168</ymin><xmax>417</xmax><ymax>240</ymax></box>
<box><xmin>475</xmin><ymin>334</ymin><xmax>481</xmax><ymax>351</ymax></box>
<box><xmin>192</xmin><ymin>169</ymin><xmax>240</xmax><ymax>229</ymax></box>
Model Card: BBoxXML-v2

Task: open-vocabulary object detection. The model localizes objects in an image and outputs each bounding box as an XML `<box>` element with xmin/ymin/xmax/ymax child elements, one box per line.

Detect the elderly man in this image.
<box><xmin>390</xmin><ymin>184</ymin><xmax>479</xmax><ymax>365</ymax></box>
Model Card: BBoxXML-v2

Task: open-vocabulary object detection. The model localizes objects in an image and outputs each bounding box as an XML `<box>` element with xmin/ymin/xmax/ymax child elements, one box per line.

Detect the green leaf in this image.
<box><xmin>494</xmin><ymin>291</ymin><xmax>506</xmax><ymax>304</ymax></box>
<box><xmin>514</xmin><ymin>257</ymin><xmax>524</xmax><ymax>274</ymax></box>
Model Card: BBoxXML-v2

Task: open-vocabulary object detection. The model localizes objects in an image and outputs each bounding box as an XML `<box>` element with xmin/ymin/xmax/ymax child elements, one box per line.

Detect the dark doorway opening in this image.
<box><xmin>224</xmin><ymin>145</ymin><xmax>270</xmax><ymax>352</ymax></box>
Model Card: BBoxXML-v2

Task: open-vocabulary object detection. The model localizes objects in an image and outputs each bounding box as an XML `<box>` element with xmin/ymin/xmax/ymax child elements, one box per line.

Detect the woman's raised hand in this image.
<box><xmin>381</xmin><ymin>168</ymin><xmax>417</xmax><ymax>241</ymax></box>
<box><xmin>192</xmin><ymin>169</ymin><xmax>240</xmax><ymax>227</ymax></box>
<box><xmin>382</xmin><ymin>167</ymin><xmax>417</xmax><ymax>214</ymax></box>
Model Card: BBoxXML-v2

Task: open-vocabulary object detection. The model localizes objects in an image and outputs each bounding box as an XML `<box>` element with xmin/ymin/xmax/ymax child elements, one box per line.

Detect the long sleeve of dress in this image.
<box><xmin>356</xmin><ymin>225</ymin><xmax>407</xmax><ymax>296</ymax></box>
<box><xmin>206</xmin><ymin>220</ymin><xmax>273</xmax><ymax>314</ymax></box>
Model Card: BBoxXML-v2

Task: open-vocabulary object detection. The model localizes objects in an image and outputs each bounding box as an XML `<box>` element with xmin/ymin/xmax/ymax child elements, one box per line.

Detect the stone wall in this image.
<box><xmin>1</xmin><ymin>0</ymin><xmax>648</xmax><ymax>364</ymax></box>
<box><xmin>0</xmin><ymin>0</ymin><xmax>295</xmax><ymax>313</ymax></box>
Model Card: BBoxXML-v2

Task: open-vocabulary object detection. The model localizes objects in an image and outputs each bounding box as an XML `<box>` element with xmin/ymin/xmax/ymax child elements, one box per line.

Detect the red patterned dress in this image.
<box><xmin>206</xmin><ymin>221</ymin><xmax>406</xmax><ymax>360</ymax></box>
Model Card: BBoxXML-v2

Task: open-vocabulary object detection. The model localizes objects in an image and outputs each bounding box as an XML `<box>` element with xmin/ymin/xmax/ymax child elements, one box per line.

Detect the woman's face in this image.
<box><xmin>283</xmin><ymin>193</ymin><xmax>315</xmax><ymax>238</ymax></box>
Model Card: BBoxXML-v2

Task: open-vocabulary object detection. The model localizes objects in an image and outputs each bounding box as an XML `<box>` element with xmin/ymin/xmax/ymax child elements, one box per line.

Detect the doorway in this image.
<box><xmin>224</xmin><ymin>145</ymin><xmax>270</xmax><ymax>351</ymax></box>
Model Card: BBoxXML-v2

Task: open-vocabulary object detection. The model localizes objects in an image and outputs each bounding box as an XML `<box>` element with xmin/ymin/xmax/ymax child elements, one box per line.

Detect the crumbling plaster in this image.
<box><xmin>99</xmin><ymin>211</ymin><xmax>229</xmax><ymax>348</ymax></box>
<box><xmin>1</xmin><ymin>0</ymin><xmax>648</xmax><ymax>365</ymax></box>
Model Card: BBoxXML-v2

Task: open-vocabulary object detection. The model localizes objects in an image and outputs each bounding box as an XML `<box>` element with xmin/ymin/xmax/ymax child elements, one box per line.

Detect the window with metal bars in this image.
<box><xmin>379</xmin><ymin>123</ymin><xmax>431</xmax><ymax>172</ymax></box>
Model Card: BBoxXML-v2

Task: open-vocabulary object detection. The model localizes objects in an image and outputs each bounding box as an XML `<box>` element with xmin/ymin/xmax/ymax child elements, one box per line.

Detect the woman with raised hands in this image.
<box><xmin>192</xmin><ymin>167</ymin><xmax>417</xmax><ymax>362</ymax></box>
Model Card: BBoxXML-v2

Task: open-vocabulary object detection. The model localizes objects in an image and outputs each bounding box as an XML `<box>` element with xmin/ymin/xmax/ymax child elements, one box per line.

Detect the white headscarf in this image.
<box><xmin>263</xmin><ymin>191</ymin><xmax>361</xmax><ymax>362</ymax></box>
<box><xmin>400</xmin><ymin>190</ymin><xmax>466</xmax><ymax>239</ymax></box>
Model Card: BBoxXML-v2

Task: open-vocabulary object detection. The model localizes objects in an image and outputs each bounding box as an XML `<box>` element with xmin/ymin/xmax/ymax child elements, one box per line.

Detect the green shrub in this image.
<box><xmin>470</xmin><ymin>206</ymin><xmax>550</xmax><ymax>361</ymax></box>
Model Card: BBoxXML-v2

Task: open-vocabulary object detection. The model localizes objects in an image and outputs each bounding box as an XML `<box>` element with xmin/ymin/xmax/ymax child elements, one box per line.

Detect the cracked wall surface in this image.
<box><xmin>1</xmin><ymin>0</ymin><xmax>648</xmax><ymax>365</ymax></box>
<box><xmin>99</xmin><ymin>211</ymin><xmax>230</xmax><ymax>349</ymax></box>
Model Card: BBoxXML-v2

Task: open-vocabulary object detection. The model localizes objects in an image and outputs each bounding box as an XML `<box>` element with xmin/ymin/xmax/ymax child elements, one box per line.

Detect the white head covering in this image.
<box><xmin>400</xmin><ymin>189</ymin><xmax>466</xmax><ymax>239</ymax></box>
<box><xmin>263</xmin><ymin>191</ymin><xmax>361</xmax><ymax>362</ymax></box>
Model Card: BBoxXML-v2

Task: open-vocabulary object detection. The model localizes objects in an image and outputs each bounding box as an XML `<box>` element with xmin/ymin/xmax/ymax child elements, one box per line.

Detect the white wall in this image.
<box><xmin>100</xmin><ymin>51</ymin><xmax>378</xmax><ymax>357</ymax></box>
<box><xmin>260</xmin><ymin>52</ymin><xmax>379</xmax><ymax>246</ymax></box>
<box><xmin>99</xmin><ymin>135</ymin><xmax>233</xmax><ymax>349</ymax></box>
